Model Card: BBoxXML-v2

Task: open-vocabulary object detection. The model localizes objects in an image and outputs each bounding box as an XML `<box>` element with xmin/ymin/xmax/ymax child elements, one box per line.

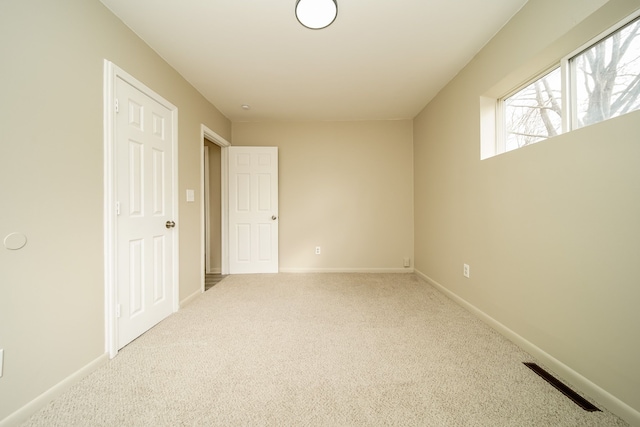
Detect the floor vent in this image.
<box><xmin>523</xmin><ymin>363</ymin><xmax>601</xmax><ymax>412</ymax></box>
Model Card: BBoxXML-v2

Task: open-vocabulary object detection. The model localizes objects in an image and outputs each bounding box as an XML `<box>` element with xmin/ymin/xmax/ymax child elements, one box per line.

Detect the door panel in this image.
<box><xmin>153</xmin><ymin>235</ymin><xmax>166</xmax><ymax>302</ymax></box>
<box><xmin>152</xmin><ymin>148</ymin><xmax>165</xmax><ymax>214</ymax></box>
<box><xmin>129</xmin><ymin>239</ymin><xmax>144</xmax><ymax>316</ymax></box>
<box><xmin>229</xmin><ymin>147</ymin><xmax>278</xmax><ymax>273</ymax></box>
<box><xmin>116</xmin><ymin>77</ymin><xmax>175</xmax><ymax>349</ymax></box>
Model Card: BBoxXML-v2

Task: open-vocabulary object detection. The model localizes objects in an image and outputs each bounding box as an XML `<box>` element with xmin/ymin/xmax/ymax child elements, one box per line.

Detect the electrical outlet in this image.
<box><xmin>403</xmin><ymin>257</ymin><xmax>410</xmax><ymax>268</ymax></box>
<box><xmin>463</xmin><ymin>264</ymin><xmax>470</xmax><ymax>278</ymax></box>
<box><xmin>315</xmin><ymin>246</ymin><xmax>321</xmax><ymax>255</ymax></box>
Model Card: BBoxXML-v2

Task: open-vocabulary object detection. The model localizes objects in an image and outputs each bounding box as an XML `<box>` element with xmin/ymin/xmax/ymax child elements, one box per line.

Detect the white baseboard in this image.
<box><xmin>180</xmin><ymin>288</ymin><xmax>202</xmax><ymax>308</ymax></box>
<box><xmin>0</xmin><ymin>353</ymin><xmax>109</xmax><ymax>427</ymax></box>
<box><xmin>414</xmin><ymin>269</ymin><xmax>640</xmax><ymax>427</ymax></box>
<box><xmin>279</xmin><ymin>267</ymin><xmax>414</xmax><ymax>274</ymax></box>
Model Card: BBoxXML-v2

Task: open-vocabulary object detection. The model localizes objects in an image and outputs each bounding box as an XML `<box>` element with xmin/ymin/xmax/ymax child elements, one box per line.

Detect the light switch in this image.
<box><xmin>186</xmin><ymin>189</ymin><xmax>195</xmax><ymax>202</ymax></box>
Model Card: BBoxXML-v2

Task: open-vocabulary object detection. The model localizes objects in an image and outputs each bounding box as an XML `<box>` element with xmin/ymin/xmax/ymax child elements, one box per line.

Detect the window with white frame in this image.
<box><xmin>572</xmin><ymin>17</ymin><xmax>640</xmax><ymax>129</ymax></box>
<box><xmin>503</xmin><ymin>67</ymin><xmax>563</xmax><ymax>152</ymax></box>
<box><xmin>496</xmin><ymin>13</ymin><xmax>640</xmax><ymax>156</ymax></box>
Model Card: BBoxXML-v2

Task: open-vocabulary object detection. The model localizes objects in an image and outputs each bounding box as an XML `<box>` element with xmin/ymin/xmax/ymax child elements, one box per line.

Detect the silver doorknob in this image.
<box><xmin>271</xmin><ymin>215</ymin><xmax>277</xmax><ymax>220</ymax></box>
<box><xmin>166</xmin><ymin>221</ymin><xmax>176</xmax><ymax>229</ymax></box>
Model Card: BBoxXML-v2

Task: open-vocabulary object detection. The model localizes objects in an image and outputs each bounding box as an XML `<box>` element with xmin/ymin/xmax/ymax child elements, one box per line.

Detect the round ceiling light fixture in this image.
<box><xmin>295</xmin><ymin>0</ymin><xmax>337</xmax><ymax>30</ymax></box>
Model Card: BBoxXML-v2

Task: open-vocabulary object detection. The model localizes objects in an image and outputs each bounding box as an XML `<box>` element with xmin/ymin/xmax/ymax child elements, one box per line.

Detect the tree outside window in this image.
<box><xmin>504</xmin><ymin>68</ymin><xmax>562</xmax><ymax>152</ymax></box>
<box><xmin>573</xmin><ymin>18</ymin><xmax>640</xmax><ymax>128</ymax></box>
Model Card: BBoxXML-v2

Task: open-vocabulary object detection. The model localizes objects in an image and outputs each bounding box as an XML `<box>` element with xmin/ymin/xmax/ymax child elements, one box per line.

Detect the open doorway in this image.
<box><xmin>203</xmin><ymin>140</ymin><xmax>223</xmax><ymax>289</ymax></box>
<box><xmin>200</xmin><ymin>125</ymin><xmax>230</xmax><ymax>293</ymax></box>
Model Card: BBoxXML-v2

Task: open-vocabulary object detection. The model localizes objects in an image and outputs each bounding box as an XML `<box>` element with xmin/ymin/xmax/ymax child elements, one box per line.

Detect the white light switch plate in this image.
<box><xmin>186</xmin><ymin>189</ymin><xmax>195</xmax><ymax>202</ymax></box>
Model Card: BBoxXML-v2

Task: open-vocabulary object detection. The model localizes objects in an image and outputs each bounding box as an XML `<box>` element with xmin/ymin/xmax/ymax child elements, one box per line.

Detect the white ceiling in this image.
<box><xmin>99</xmin><ymin>0</ymin><xmax>528</xmax><ymax>122</ymax></box>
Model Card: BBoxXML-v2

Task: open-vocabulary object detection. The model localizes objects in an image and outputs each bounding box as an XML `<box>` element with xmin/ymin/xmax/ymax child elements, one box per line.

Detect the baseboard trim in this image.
<box><xmin>180</xmin><ymin>288</ymin><xmax>202</xmax><ymax>308</ymax></box>
<box><xmin>279</xmin><ymin>267</ymin><xmax>414</xmax><ymax>274</ymax></box>
<box><xmin>0</xmin><ymin>353</ymin><xmax>109</xmax><ymax>427</ymax></box>
<box><xmin>414</xmin><ymin>269</ymin><xmax>640</xmax><ymax>427</ymax></box>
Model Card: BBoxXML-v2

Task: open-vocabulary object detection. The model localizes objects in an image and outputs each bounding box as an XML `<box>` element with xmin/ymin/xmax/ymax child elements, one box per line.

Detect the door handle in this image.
<box><xmin>166</xmin><ymin>220</ymin><xmax>176</xmax><ymax>229</ymax></box>
<box><xmin>271</xmin><ymin>215</ymin><xmax>277</xmax><ymax>220</ymax></box>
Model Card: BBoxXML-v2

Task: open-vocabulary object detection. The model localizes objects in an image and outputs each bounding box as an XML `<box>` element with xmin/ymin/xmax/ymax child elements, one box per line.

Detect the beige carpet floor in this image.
<box><xmin>23</xmin><ymin>273</ymin><xmax>628</xmax><ymax>426</ymax></box>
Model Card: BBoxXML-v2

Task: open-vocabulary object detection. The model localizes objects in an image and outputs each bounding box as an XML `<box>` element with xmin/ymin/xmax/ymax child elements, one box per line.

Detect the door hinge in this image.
<box><xmin>115</xmin><ymin>201</ymin><xmax>121</xmax><ymax>215</ymax></box>
<box><xmin>116</xmin><ymin>303</ymin><xmax>121</xmax><ymax>318</ymax></box>
<box><xmin>115</xmin><ymin>98</ymin><xmax>119</xmax><ymax>113</ymax></box>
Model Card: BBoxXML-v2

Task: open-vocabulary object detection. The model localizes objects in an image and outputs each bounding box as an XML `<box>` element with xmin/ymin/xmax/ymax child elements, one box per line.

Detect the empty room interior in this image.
<box><xmin>1</xmin><ymin>0</ymin><xmax>639</xmax><ymax>425</ymax></box>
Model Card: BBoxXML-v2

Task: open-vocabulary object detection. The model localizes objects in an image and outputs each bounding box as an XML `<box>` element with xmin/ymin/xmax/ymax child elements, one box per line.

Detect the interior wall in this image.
<box><xmin>205</xmin><ymin>140</ymin><xmax>222</xmax><ymax>272</ymax></box>
<box><xmin>413</xmin><ymin>0</ymin><xmax>640</xmax><ymax>420</ymax></box>
<box><xmin>0</xmin><ymin>0</ymin><xmax>230</xmax><ymax>422</ymax></box>
<box><xmin>232</xmin><ymin>120</ymin><xmax>414</xmax><ymax>272</ymax></box>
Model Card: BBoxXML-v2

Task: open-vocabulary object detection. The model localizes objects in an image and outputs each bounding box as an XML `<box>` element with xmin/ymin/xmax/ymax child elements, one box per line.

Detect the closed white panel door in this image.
<box><xmin>229</xmin><ymin>147</ymin><xmax>278</xmax><ymax>273</ymax></box>
<box><xmin>116</xmin><ymin>77</ymin><xmax>175</xmax><ymax>349</ymax></box>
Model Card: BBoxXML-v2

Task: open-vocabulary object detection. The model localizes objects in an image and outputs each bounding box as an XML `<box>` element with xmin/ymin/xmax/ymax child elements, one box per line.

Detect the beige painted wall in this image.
<box><xmin>205</xmin><ymin>140</ymin><xmax>222</xmax><ymax>272</ymax></box>
<box><xmin>414</xmin><ymin>0</ymin><xmax>640</xmax><ymax>419</ymax></box>
<box><xmin>232</xmin><ymin>121</ymin><xmax>414</xmax><ymax>271</ymax></box>
<box><xmin>0</xmin><ymin>0</ymin><xmax>230</xmax><ymax>421</ymax></box>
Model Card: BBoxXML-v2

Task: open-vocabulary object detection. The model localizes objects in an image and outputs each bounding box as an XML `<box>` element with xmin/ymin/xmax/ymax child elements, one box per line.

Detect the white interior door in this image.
<box><xmin>228</xmin><ymin>146</ymin><xmax>278</xmax><ymax>273</ymax></box>
<box><xmin>115</xmin><ymin>76</ymin><xmax>176</xmax><ymax>349</ymax></box>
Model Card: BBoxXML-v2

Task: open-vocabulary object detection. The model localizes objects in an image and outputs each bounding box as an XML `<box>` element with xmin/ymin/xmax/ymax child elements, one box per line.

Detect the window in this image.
<box><xmin>572</xmin><ymin>18</ymin><xmax>640</xmax><ymax>129</ymax></box>
<box><xmin>503</xmin><ymin>67</ymin><xmax>562</xmax><ymax>152</ymax></box>
<box><xmin>495</xmin><ymin>13</ymin><xmax>640</xmax><ymax>156</ymax></box>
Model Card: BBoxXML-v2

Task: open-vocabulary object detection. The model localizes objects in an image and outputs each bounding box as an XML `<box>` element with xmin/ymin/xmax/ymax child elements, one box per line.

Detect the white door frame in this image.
<box><xmin>200</xmin><ymin>125</ymin><xmax>230</xmax><ymax>292</ymax></box>
<box><xmin>103</xmin><ymin>60</ymin><xmax>179</xmax><ymax>358</ymax></box>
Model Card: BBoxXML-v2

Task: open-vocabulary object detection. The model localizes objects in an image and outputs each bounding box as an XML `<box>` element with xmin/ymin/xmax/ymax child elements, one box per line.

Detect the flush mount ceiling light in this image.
<box><xmin>295</xmin><ymin>0</ymin><xmax>337</xmax><ymax>30</ymax></box>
